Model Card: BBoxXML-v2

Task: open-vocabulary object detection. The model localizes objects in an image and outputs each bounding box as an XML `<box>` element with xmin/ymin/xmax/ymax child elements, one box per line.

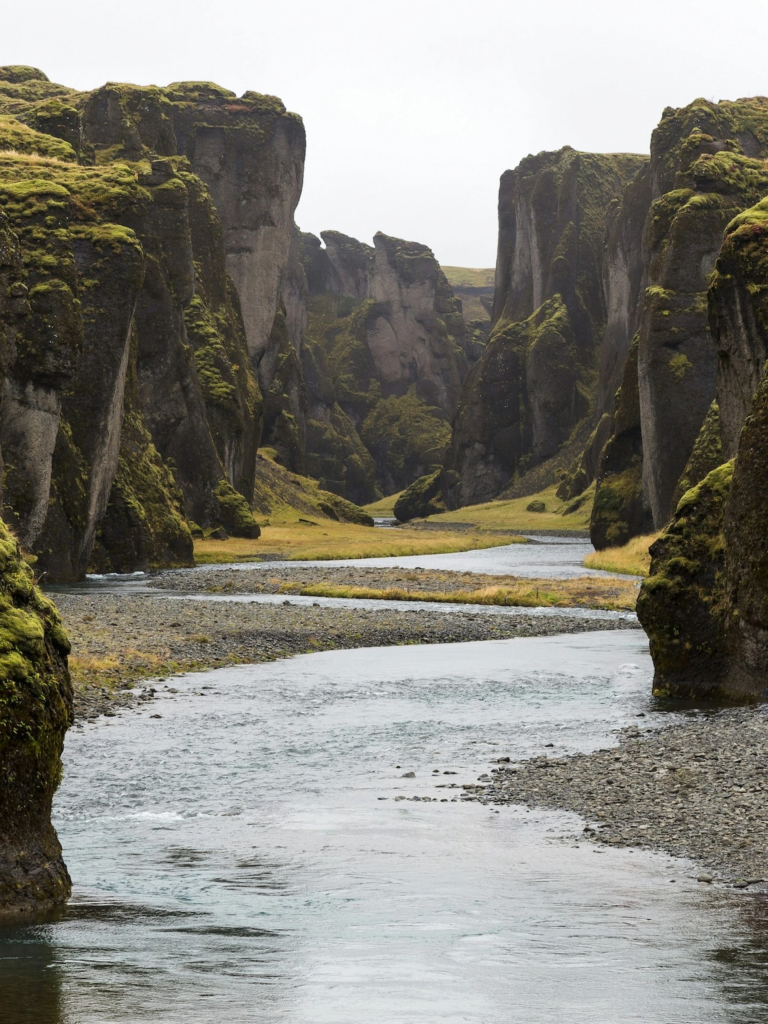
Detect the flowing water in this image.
<box><xmin>3</xmin><ymin>634</ymin><xmax>768</xmax><ymax>1022</ymax></box>
<box><xmin>4</xmin><ymin>543</ymin><xmax>768</xmax><ymax>1022</ymax></box>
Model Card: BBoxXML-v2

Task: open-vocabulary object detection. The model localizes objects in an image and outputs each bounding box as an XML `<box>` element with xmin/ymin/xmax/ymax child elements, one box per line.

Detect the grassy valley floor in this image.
<box><xmin>194</xmin><ymin>520</ymin><xmax>522</xmax><ymax>564</ymax></box>
<box><xmin>371</xmin><ymin>482</ymin><xmax>596</xmax><ymax>534</ymax></box>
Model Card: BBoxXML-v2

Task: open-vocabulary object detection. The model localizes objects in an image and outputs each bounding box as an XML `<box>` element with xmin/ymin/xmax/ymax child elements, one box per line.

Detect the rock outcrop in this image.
<box><xmin>0</xmin><ymin>69</ymin><xmax>305</xmax><ymax>578</ymax></box>
<box><xmin>638</xmin><ymin>194</ymin><xmax>768</xmax><ymax>699</ymax></box>
<box><xmin>443</xmin><ymin>148</ymin><xmax>646</xmax><ymax>508</ymax></box>
<box><xmin>298</xmin><ymin>229</ymin><xmax>468</xmax><ymax>501</ymax></box>
<box><xmin>393</xmin><ymin>469</ymin><xmax>445</xmax><ymax>522</ymax></box>
<box><xmin>0</xmin><ymin>519</ymin><xmax>72</xmax><ymax>914</ymax></box>
<box><xmin>591</xmin><ymin>98</ymin><xmax>768</xmax><ymax>546</ymax></box>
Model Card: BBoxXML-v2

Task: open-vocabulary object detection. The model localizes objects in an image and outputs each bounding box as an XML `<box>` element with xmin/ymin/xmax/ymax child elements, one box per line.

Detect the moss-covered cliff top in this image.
<box><xmin>651</xmin><ymin>97</ymin><xmax>768</xmax><ymax>196</ymax></box>
<box><xmin>0</xmin><ymin>70</ymin><xmax>303</xmax><ymax>168</ymax></box>
<box><xmin>373</xmin><ymin>231</ymin><xmax>443</xmax><ymax>285</ymax></box>
<box><xmin>0</xmin><ymin>69</ymin><xmax>79</xmax><ymax>116</ymax></box>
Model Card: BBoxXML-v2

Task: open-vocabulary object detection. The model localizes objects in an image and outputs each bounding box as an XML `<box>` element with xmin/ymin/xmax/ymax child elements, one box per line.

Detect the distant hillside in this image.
<box><xmin>442</xmin><ymin>267</ymin><xmax>495</xmax><ymax>288</ymax></box>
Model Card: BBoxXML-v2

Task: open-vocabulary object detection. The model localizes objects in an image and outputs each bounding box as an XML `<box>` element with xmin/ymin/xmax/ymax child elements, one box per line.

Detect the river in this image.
<box><xmin>3</xmin><ymin>542</ymin><xmax>768</xmax><ymax>1022</ymax></box>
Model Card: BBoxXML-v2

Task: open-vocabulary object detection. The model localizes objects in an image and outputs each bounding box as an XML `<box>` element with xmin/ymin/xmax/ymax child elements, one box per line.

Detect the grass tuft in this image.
<box><xmin>292</xmin><ymin>576</ymin><xmax>638</xmax><ymax>611</ymax></box>
<box><xmin>583</xmin><ymin>533</ymin><xmax>660</xmax><ymax>577</ymax></box>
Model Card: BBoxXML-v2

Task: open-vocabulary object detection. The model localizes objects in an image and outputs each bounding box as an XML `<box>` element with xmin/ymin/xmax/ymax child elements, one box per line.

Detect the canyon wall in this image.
<box><xmin>637</xmin><ymin>195</ymin><xmax>768</xmax><ymax>700</ymax></box>
<box><xmin>0</xmin><ymin>67</ymin><xmax>305</xmax><ymax>578</ymax></box>
<box><xmin>592</xmin><ymin>97</ymin><xmax>768</xmax><ymax>546</ymax></box>
<box><xmin>297</xmin><ymin>229</ymin><xmax>472</xmax><ymax>502</ymax></box>
<box><xmin>442</xmin><ymin>147</ymin><xmax>646</xmax><ymax>509</ymax></box>
<box><xmin>0</xmin><ymin>519</ymin><xmax>72</xmax><ymax>913</ymax></box>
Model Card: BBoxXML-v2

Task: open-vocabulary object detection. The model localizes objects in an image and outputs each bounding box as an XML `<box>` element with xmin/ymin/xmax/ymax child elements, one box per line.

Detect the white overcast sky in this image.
<box><xmin>4</xmin><ymin>0</ymin><xmax>768</xmax><ymax>265</ymax></box>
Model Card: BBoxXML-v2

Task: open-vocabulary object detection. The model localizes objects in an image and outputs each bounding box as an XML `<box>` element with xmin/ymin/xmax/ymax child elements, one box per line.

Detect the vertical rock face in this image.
<box><xmin>0</xmin><ymin>71</ymin><xmax>303</xmax><ymax>578</ymax></box>
<box><xmin>0</xmin><ymin>519</ymin><xmax>72</xmax><ymax>913</ymax></box>
<box><xmin>592</xmin><ymin>97</ymin><xmax>768</xmax><ymax>545</ymax></box>
<box><xmin>590</xmin><ymin>337</ymin><xmax>654</xmax><ymax>549</ymax></box>
<box><xmin>444</xmin><ymin>148</ymin><xmax>645</xmax><ymax>508</ymax></box>
<box><xmin>321</xmin><ymin>230</ymin><xmax>373</xmax><ymax>300</ymax></box>
<box><xmin>297</xmin><ymin>229</ymin><xmax>467</xmax><ymax>501</ymax></box>
<box><xmin>597</xmin><ymin>163</ymin><xmax>652</xmax><ymax>415</ymax></box>
<box><xmin>0</xmin><ymin>155</ymin><xmax>153</xmax><ymax>579</ymax></box>
<box><xmin>367</xmin><ymin>233</ymin><xmax>467</xmax><ymax>416</ymax></box>
<box><xmin>709</xmin><ymin>198</ymin><xmax>768</xmax><ymax>456</ymax></box>
<box><xmin>638</xmin><ymin>195</ymin><xmax>768</xmax><ymax>699</ymax></box>
<box><xmin>170</xmin><ymin>85</ymin><xmax>306</xmax><ymax>371</ymax></box>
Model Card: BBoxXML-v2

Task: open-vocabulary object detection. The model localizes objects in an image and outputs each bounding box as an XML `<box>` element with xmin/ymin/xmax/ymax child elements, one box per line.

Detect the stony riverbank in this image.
<box><xmin>55</xmin><ymin>592</ymin><xmax>640</xmax><ymax>721</ymax></box>
<box><xmin>149</xmin><ymin>564</ymin><xmax>638</xmax><ymax>610</ymax></box>
<box><xmin>461</xmin><ymin>709</ymin><xmax>768</xmax><ymax>887</ymax></box>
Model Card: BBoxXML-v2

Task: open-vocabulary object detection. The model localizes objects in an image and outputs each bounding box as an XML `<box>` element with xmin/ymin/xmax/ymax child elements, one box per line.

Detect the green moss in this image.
<box><xmin>360</xmin><ymin>389</ymin><xmax>451</xmax><ymax>494</ymax></box>
<box><xmin>0</xmin><ymin>67</ymin><xmax>49</xmax><ymax>85</ymax></box>
<box><xmin>185</xmin><ymin>294</ymin><xmax>237</xmax><ymax>406</ymax></box>
<box><xmin>0</xmin><ymin>115</ymin><xmax>76</xmax><ymax>161</ymax></box>
<box><xmin>636</xmin><ymin>460</ymin><xmax>734</xmax><ymax>696</ymax></box>
<box><xmin>591</xmin><ymin>465</ymin><xmax>643</xmax><ymax>547</ymax></box>
<box><xmin>0</xmin><ymin>515</ymin><xmax>73</xmax><ymax>911</ymax></box>
<box><xmin>393</xmin><ymin>470</ymin><xmax>445</xmax><ymax>523</ymax></box>
<box><xmin>672</xmin><ymin>400</ymin><xmax>723</xmax><ymax>507</ymax></box>
<box><xmin>668</xmin><ymin>352</ymin><xmax>693</xmax><ymax>380</ymax></box>
<box><xmin>213</xmin><ymin>479</ymin><xmax>260</xmax><ymax>539</ymax></box>
<box><xmin>90</xmin><ymin>403</ymin><xmax>194</xmax><ymax>573</ymax></box>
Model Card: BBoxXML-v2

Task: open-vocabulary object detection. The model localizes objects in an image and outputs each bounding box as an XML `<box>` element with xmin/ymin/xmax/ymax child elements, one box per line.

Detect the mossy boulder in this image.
<box><xmin>0</xmin><ymin>519</ymin><xmax>72</xmax><ymax>914</ymax></box>
<box><xmin>394</xmin><ymin>470</ymin><xmax>445</xmax><ymax>523</ymax></box>
<box><xmin>636</xmin><ymin>461</ymin><xmax>732</xmax><ymax>697</ymax></box>
<box><xmin>316</xmin><ymin>490</ymin><xmax>373</xmax><ymax>527</ymax></box>
<box><xmin>213</xmin><ymin>479</ymin><xmax>260</xmax><ymax>538</ymax></box>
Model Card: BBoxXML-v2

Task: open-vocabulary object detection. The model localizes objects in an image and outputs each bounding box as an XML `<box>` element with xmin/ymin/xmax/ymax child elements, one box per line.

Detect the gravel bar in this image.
<box><xmin>56</xmin><ymin>592</ymin><xmax>639</xmax><ymax>721</ymax></box>
<box><xmin>459</xmin><ymin>709</ymin><xmax>768</xmax><ymax>886</ymax></box>
<box><xmin>150</xmin><ymin>563</ymin><xmax>623</xmax><ymax>596</ymax></box>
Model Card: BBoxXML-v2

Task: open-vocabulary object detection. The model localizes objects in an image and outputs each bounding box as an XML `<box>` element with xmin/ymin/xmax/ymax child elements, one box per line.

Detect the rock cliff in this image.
<box><xmin>638</xmin><ymin>194</ymin><xmax>768</xmax><ymax>699</ymax></box>
<box><xmin>443</xmin><ymin>148</ymin><xmax>646</xmax><ymax>509</ymax></box>
<box><xmin>297</xmin><ymin>229</ymin><xmax>468</xmax><ymax>501</ymax></box>
<box><xmin>0</xmin><ymin>519</ymin><xmax>72</xmax><ymax>914</ymax></box>
<box><xmin>591</xmin><ymin>98</ymin><xmax>768</xmax><ymax>546</ymax></box>
<box><xmin>0</xmin><ymin>69</ymin><xmax>305</xmax><ymax>578</ymax></box>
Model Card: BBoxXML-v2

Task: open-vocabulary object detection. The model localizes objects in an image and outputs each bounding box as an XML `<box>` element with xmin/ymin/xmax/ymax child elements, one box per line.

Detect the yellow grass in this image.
<box><xmin>583</xmin><ymin>533</ymin><xmax>661</xmax><ymax>577</ymax></box>
<box><xmin>291</xmin><ymin>575</ymin><xmax>638</xmax><ymax>611</ymax></box>
<box><xmin>441</xmin><ymin>267</ymin><xmax>495</xmax><ymax>288</ymax></box>
<box><xmin>363</xmin><ymin>492</ymin><xmax>404</xmax><ymax>516</ymax></box>
<box><xmin>194</xmin><ymin>520</ymin><xmax>524</xmax><ymax>564</ymax></box>
<box><xmin>422</xmin><ymin>482</ymin><xmax>594</xmax><ymax>533</ymax></box>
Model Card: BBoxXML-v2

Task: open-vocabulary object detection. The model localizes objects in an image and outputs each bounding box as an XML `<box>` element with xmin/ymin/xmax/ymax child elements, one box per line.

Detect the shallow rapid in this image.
<box><xmin>3</xmin><ymin>633</ymin><xmax>768</xmax><ymax>1022</ymax></box>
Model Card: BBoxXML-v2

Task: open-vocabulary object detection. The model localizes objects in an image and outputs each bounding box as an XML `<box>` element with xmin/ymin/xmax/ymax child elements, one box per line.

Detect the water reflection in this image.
<box><xmin>0</xmin><ymin>917</ymin><xmax>64</xmax><ymax>1024</ymax></box>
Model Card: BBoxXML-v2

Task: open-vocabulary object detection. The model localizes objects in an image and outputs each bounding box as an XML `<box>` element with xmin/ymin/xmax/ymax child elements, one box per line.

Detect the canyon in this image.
<box><xmin>3</xmin><ymin>58</ymin><xmax>768</xmax><ymax>918</ymax></box>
